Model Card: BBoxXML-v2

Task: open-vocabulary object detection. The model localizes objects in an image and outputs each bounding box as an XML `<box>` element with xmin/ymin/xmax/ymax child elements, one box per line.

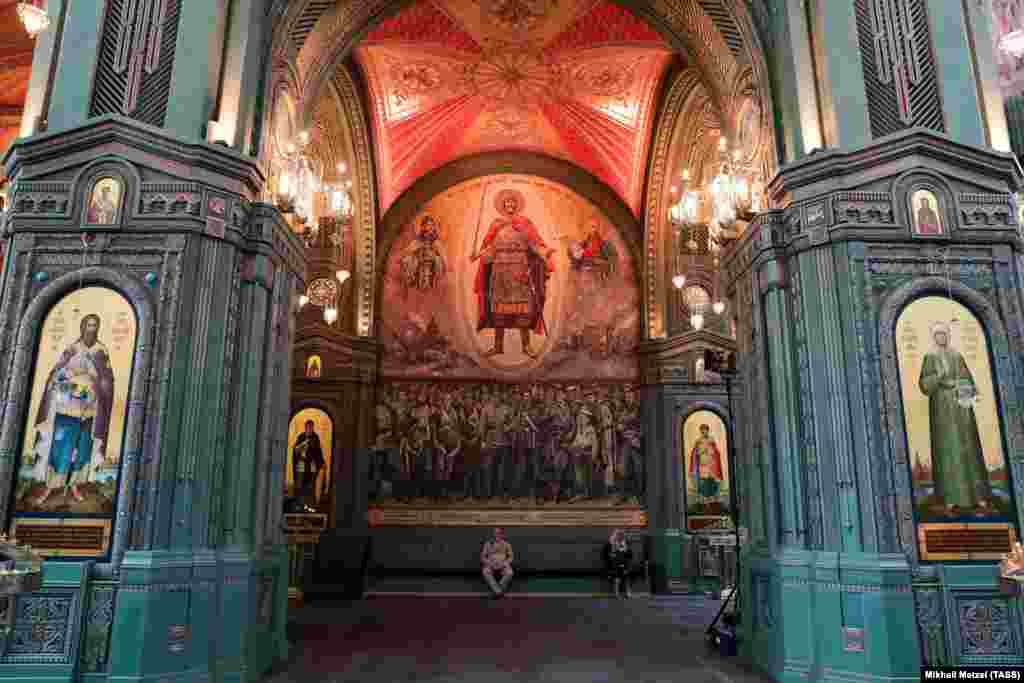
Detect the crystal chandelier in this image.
<box><xmin>680</xmin><ymin>284</ymin><xmax>710</xmax><ymax>331</ymax></box>
<box><xmin>17</xmin><ymin>2</ymin><xmax>50</xmax><ymax>38</ymax></box>
<box><xmin>325</xmin><ymin>161</ymin><xmax>354</xmax><ymax>285</ymax></box>
<box><xmin>669</xmin><ymin>168</ymin><xmax>727</xmax><ymax>318</ymax></box>
<box><xmin>709</xmin><ymin>136</ymin><xmax>763</xmax><ymax>232</ymax></box>
<box><xmin>274</xmin><ymin>130</ymin><xmax>322</xmax><ymax>223</ymax></box>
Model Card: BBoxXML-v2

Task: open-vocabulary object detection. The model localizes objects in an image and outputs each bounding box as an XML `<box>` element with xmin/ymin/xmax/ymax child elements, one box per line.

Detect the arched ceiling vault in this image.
<box><xmin>268</xmin><ymin>0</ymin><xmax>777</xmax><ymax>339</ymax></box>
<box><xmin>272</xmin><ymin>0</ymin><xmax>773</xmax><ymax>216</ymax></box>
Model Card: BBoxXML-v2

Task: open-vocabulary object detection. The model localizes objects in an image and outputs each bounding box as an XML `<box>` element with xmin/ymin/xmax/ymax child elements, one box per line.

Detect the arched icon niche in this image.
<box><xmin>895</xmin><ymin>295</ymin><xmax>1015</xmax><ymax>560</ymax></box>
<box><xmin>681</xmin><ymin>409</ymin><xmax>731</xmax><ymax>532</ymax></box>
<box><xmin>287</xmin><ymin>407</ymin><xmax>334</xmax><ymax>508</ymax></box>
<box><xmin>12</xmin><ymin>286</ymin><xmax>138</xmax><ymax>558</ymax></box>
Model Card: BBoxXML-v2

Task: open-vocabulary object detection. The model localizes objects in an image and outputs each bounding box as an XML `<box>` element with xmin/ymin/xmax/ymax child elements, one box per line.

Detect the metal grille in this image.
<box><xmin>89</xmin><ymin>0</ymin><xmax>182</xmax><ymax>127</ymax></box>
<box><xmin>290</xmin><ymin>0</ymin><xmax>335</xmax><ymax>53</ymax></box>
<box><xmin>697</xmin><ymin>0</ymin><xmax>744</xmax><ymax>57</ymax></box>
<box><xmin>854</xmin><ymin>0</ymin><xmax>944</xmax><ymax>138</ymax></box>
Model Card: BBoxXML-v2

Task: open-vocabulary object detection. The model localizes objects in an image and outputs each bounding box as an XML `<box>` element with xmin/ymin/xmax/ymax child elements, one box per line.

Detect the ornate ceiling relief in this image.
<box><xmin>353</xmin><ymin>0</ymin><xmax>672</xmax><ymax>214</ymax></box>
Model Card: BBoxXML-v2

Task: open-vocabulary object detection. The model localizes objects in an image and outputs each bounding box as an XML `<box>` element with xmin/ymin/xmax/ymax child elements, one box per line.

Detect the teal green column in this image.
<box><xmin>45</xmin><ymin>0</ymin><xmax>104</xmax><ymax>133</ymax></box>
<box><xmin>761</xmin><ymin>261</ymin><xmax>804</xmax><ymax>548</ymax></box>
<box><xmin>164</xmin><ymin>0</ymin><xmax>230</xmax><ymax>142</ymax></box>
<box><xmin>772</xmin><ymin>0</ymin><xmax>825</xmax><ymax>163</ymax></box>
<box><xmin>925</xmin><ymin>0</ymin><xmax>986</xmax><ymax>146</ymax></box>
<box><xmin>218</xmin><ymin>0</ymin><xmax>271</xmax><ymax>153</ymax></box>
<box><xmin>20</xmin><ymin>0</ymin><xmax>64</xmax><ymax>135</ymax></box>
<box><xmin>228</xmin><ymin>258</ymin><xmax>272</xmax><ymax>550</ymax></box>
<box><xmin>809</xmin><ymin>0</ymin><xmax>872</xmax><ymax>150</ymax></box>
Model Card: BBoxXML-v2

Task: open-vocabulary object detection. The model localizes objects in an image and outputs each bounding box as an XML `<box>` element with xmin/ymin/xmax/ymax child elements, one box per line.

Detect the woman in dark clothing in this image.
<box><xmin>604</xmin><ymin>528</ymin><xmax>633</xmax><ymax>598</ymax></box>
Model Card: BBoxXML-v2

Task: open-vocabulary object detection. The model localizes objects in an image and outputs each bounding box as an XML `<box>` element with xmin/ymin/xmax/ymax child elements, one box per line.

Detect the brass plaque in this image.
<box><xmin>367</xmin><ymin>507</ymin><xmax>647</xmax><ymax>527</ymax></box>
<box><xmin>918</xmin><ymin>522</ymin><xmax>1016</xmax><ymax>561</ymax></box>
<box><xmin>11</xmin><ymin>518</ymin><xmax>111</xmax><ymax>557</ymax></box>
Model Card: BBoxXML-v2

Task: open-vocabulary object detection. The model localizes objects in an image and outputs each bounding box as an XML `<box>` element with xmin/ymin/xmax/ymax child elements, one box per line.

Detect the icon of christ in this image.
<box><xmin>470</xmin><ymin>189</ymin><xmax>555</xmax><ymax>358</ymax></box>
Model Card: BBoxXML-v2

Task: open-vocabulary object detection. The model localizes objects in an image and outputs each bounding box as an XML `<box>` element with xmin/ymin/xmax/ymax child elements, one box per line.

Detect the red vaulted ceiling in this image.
<box><xmin>0</xmin><ymin>0</ymin><xmax>33</xmax><ymax>159</ymax></box>
<box><xmin>355</xmin><ymin>0</ymin><xmax>672</xmax><ymax>215</ymax></box>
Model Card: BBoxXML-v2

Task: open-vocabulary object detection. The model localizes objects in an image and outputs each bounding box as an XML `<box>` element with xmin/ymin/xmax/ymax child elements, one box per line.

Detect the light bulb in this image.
<box><xmin>16</xmin><ymin>3</ymin><xmax>49</xmax><ymax>38</ymax></box>
<box><xmin>690</xmin><ymin>313</ymin><xmax>704</xmax><ymax>330</ymax></box>
<box><xmin>672</xmin><ymin>275</ymin><xmax>686</xmax><ymax>289</ymax></box>
<box><xmin>718</xmin><ymin>137</ymin><xmax>727</xmax><ymax>151</ymax></box>
<box><xmin>682</xmin><ymin>168</ymin><xmax>690</xmax><ymax>181</ymax></box>
<box><xmin>670</xmin><ymin>185</ymin><xmax>677</xmax><ymax>194</ymax></box>
<box><xmin>345</xmin><ymin>179</ymin><xmax>352</xmax><ymax>189</ymax></box>
<box><xmin>298</xmin><ymin>294</ymin><xmax>309</xmax><ymax>308</ymax></box>
<box><xmin>285</xmin><ymin>143</ymin><xmax>295</xmax><ymax>154</ymax></box>
<box><xmin>713</xmin><ymin>301</ymin><xmax>726</xmax><ymax>315</ymax></box>
<box><xmin>298</xmin><ymin>130</ymin><xmax>309</xmax><ymax>144</ymax></box>
<box><xmin>336</xmin><ymin>269</ymin><xmax>350</xmax><ymax>284</ymax></box>
<box><xmin>324</xmin><ymin>306</ymin><xmax>338</xmax><ymax>324</ymax></box>
<box><xmin>337</xmin><ymin>162</ymin><xmax>347</xmax><ymax>174</ymax></box>
<box><xmin>733</xmin><ymin>149</ymin><xmax>741</xmax><ymax>161</ymax></box>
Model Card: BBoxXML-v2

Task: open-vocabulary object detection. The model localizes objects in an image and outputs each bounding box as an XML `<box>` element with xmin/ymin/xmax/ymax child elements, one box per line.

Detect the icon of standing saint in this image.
<box><xmin>918</xmin><ymin>321</ymin><xmax>993</xmax><ymax>516</ymax></box>
<box><xmin>470</xmin><ymin>189</ymin><xmax>555</xmax><ymax>358</ymax></box>
<box><xmin>86</xmin><ymin>178</ymin><xmax>122</xmax><ymax>225</ymax></box>
<box><xmin>911</xmin><ymin>189</ymin><xmax>943</xmax><ymax>236</ymax></box>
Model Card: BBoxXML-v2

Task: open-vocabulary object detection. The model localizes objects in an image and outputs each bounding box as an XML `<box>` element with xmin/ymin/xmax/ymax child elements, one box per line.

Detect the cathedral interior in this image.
<box><xmin>0</xmin><ymin>0</ymin><xmax>1024</xmax><ymax>680</ymax></box>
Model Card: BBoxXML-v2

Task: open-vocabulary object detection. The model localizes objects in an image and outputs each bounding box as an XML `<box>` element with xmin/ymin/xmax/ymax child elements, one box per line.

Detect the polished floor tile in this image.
<box><xmin>263</xmin><ymin>595</ymin><xmax>769</xmax><ymax>683</ymax></box>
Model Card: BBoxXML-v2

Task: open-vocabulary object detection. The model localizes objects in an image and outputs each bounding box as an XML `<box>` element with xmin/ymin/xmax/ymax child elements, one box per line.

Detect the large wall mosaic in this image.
<box><xmin>379</xmin><ymin>173</ymin><xmax>640</xmax><ymax>380</ymax></box>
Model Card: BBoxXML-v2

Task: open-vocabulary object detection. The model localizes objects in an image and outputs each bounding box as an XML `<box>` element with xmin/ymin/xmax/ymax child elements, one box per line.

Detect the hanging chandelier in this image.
<box><xmin>669</xmin><ymin>169</ymin><xmax>726</xmax><ymax>319</ymax></box>
<box><xmin>325</xmin><ymin>161</ymin><xmax>355</xmax><ymax>285</ymax></box>
<box><xmin>274</xmin><ymin>130</ymin><xmax>322</xmax><ymax>223</ymax></box>
<box><xmin>16</xmin><ymin>2</ymin><xmax>50</xmax><ymax>38</ymax></box>
<box><xmin>667</xmin><ymin>135</ymin><xmax>766</xmax><ymax>326</ymax></box>
<box><xmin>709</xmin><ymin>136</ymin><xmax>763</xmax><ymax>232</ymax></box>
<box><xmin>294</xmin><ymin>158</ymin><xmax>355</xmax><ymax>326</ymax></box>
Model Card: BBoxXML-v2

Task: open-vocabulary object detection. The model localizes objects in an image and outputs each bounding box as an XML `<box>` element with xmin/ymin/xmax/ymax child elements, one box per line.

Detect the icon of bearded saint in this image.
<box><xmin>27</xmin><ymin>314</ymin><xmax>115</xmax><ymax>507</ymax></box>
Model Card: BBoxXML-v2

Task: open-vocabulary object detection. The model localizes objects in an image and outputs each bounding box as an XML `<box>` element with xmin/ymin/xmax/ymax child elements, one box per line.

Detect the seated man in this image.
<box><xmin>481</xmin><ymin>527</ymin><xmax>514</xmax><ymax>598</ymax></box>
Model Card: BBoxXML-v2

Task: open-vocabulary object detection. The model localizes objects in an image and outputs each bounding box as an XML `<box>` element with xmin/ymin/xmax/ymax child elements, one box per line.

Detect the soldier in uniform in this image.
<box><xmin>471</xmin><ymin>189</ymin><xmax>555</xmax><ymax>358</ymax></box>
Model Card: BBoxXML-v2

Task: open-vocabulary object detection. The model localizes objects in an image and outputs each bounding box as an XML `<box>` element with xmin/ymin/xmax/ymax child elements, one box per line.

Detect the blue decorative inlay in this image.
<box><xmin>33</xmin><ymin>272</ymin><xmax>48</xmax><ymax>283</ymax></box>
<box><xmin>144</xmin><ymin>272</ymin><xmax>158</xmax><ymax>286</ymax></box>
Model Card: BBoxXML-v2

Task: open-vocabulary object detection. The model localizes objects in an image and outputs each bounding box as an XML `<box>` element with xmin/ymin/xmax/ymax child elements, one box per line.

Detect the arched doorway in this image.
<box><xmin>267</xmin><ymin>0</ymin><xmax>774</xmax><ymax>674</ymax></box>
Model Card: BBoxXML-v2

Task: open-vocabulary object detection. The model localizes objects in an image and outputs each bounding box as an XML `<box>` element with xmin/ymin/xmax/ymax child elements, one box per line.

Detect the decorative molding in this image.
<box><xmin>643</xmin><ymin>68</ymin><xmax>711</xmax><ymax>340</ymax></box>
<box><xmin>3</xmin><ymin>590</ymin><xmax>81</xmax><ymax>665</ymax></box>
<box><xmin>9</xmin><ymin>182</ymin><xmax>72</xmax><ymax>217</ymax></box>
<box><xmin>833</xmin><ymin>192</ymin><xmax>895</xmax><ymax>225</ymax></box>
<box><xmin>328</xmin><ymin>68</ymin><xmax>377</xmax><ymax>337</ymax></box>
<box><xmin>960</xmin><ymin>193</ymin><xmax>1015</xmax><ymax>227</ymax></box>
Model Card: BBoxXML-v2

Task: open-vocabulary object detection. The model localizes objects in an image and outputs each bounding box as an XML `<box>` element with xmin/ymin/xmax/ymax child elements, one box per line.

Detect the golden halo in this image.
<box><xmin>494</xmin><ymin>188</ymin><xmax>525</xmax><ymax>216</ymax></box>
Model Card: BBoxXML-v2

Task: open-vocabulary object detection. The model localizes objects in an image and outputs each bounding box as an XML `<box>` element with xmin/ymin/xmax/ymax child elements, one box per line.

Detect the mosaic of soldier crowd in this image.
<box><xmin>370</xmin><ymin>382</ymin><xmax>644</xmax><ymax>504</ymax></box>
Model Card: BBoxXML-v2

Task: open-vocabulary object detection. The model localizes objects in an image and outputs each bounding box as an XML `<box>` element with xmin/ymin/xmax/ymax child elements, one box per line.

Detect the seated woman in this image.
<box><xmin>604</xmin><ymin>529</ymin><xmax>633</xmax><ymax>598</ymax></box>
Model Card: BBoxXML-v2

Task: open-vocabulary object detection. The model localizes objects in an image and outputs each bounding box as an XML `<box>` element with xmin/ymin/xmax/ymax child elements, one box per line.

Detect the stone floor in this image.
<box><xmin>263</xmin><ymin>594</ymin><xmax>772</xmax><ymax>683</ymax></box>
